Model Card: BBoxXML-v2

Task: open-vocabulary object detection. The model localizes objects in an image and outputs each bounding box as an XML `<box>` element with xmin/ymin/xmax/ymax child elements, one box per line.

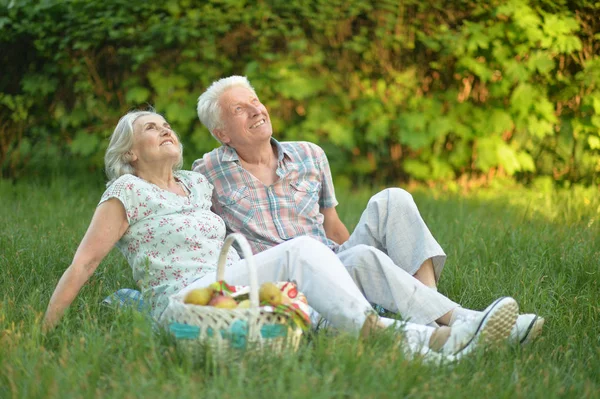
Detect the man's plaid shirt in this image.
<box><xmin>192</xmin><ymin>139</ymin><xmax>339</xmax><ymax>254</ymax></box>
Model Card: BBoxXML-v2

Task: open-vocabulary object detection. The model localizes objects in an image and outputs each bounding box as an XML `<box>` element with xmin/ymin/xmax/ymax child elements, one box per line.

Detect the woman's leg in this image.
<box><xmin>180</xmin><ymin>236</ymin><xmax>377</xmax><ymax>336</ymax></box>
<box><xmin>175</xmin><ymin>237</ymin><xmax>518</xmax><ymax>356</ymax></box>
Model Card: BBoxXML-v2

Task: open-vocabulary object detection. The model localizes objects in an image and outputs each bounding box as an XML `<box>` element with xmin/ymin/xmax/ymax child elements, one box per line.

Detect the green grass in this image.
<box><xmin>1</xmin><ymin>177</ymin><xmax>599</xmax><ymax>398</ymax></box>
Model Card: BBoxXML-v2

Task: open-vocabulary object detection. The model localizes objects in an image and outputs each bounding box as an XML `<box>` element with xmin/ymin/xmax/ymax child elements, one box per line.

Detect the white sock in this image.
<box><xmin>381</xmin><ymin>317</ymin><xmax>434</xmax><ymax>348</ymax></box>
<box><xmin>449</xmin><ymin>307</ymin><xmax>482</xmax><ymax>326</ymax></box>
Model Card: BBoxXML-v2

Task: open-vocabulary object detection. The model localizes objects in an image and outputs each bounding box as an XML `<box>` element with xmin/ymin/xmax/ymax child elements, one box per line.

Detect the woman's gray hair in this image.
<box><xmin>104</xmin><ymin>110</ymin><xmax>183</xmax><ymax>186</ymax></box>
<box><xmin>196</xmin><ymin>75</ymin><xmax>257</xmax><ymax>142</ymax></box>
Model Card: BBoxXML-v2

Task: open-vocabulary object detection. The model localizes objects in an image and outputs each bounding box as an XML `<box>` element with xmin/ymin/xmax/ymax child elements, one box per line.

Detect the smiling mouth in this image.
<box><xmin>160</xmin><ymin>140</ymin><xmax>174</xmax><ymax>146</ymax></box>
<box><xmin>250</xmin><ymin>119</ymin><xmax>266</xmax><ymax>129</ymax></box>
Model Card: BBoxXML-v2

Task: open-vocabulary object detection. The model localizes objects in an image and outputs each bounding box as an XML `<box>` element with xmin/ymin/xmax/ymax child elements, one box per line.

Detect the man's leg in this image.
<box><xmin>173</xmin><ymin>237</ymin><xmax>519</xmax><ymax>357</ymax></box>
<box><xmin>414</xmin><ymin>258</ymin><xmax>437</xmax><ymax>288</ymax></box>
<box><xmin>339</xmin><ymin>188</ymin><xmax>445</xmax><ymax>285</ymax></box>
<box><xmin>337</xmin><ymin>244</ymin><xmax>457</xmax><ymax>325</ymax></box>
<box><xmin>178</xmin><ymin>236</ymin><xmax>376</xmax><ymax>335</ymax></box>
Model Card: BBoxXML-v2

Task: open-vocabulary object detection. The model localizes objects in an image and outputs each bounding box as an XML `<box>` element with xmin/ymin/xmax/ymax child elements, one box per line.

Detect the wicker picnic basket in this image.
<box><xmin>160</xmin><ymin>233</ymin><xmax>304</xmax><ymax>355</ymax></box>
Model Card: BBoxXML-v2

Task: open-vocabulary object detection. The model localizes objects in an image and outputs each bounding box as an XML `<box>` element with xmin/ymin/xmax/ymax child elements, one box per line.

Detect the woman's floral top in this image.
<box><xmin>99</xmin><ymin>171</ymin><xmax>240</xmax><ymax>318</ymax></box>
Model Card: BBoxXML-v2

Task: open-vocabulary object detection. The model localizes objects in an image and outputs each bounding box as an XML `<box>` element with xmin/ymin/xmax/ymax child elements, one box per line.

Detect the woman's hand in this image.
<box><xmin>43</xmin><ymin>198</ymin><xmax>129</xmax><ymax>332</ymax></box>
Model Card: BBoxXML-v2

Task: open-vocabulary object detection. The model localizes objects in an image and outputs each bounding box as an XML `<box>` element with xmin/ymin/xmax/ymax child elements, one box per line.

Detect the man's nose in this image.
<box><xmin>249</xmin><ymin>104</ymin><xmax>261</xmax><ymax>116</ymax></box>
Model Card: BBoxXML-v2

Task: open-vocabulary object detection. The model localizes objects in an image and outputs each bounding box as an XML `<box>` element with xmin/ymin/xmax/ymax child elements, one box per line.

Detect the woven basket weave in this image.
<box><xmin>161</xmin><ymin>233</ymin><xmax>304</xmax><ymax>354</ymax></box>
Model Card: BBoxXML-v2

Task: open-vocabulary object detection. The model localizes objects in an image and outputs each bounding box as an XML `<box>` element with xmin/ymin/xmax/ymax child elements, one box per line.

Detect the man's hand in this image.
<box><xmin>322</xmin><ymin>207</ymin><xmax>350</xmax><ymax>245</ymax></box>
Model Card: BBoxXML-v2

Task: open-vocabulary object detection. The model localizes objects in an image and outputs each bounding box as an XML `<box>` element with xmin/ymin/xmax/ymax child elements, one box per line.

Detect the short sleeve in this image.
<box><xmin>313</xmin><ymin>145</ymin><xmax>338</xmax><ymax>209</ymax></box>
<box><xmin>180</xmin><ymin>170</ymin><xmax>213</xmax><ymax>193</ymax></box>
<box><xmin>99</xmin><ymin>174</ymin><xmax>141</xmax><ymax>224</ymax></box>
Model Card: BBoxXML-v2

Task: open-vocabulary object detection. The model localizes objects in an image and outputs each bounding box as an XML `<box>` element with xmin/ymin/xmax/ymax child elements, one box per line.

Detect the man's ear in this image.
<box><xmin>213</xmin><ymin>128</ymin><xmax>230</xmax><ymax>144</ymax></box>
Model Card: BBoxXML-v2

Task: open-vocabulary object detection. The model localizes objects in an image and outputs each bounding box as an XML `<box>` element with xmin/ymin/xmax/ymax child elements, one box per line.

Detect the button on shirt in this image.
<box><xmin>192</xmin><ymin>139</ymin><xmax>339</xmax><ymax>254</ymax></box>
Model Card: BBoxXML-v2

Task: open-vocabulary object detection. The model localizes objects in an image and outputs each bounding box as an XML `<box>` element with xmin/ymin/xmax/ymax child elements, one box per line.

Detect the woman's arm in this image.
<box><xmin>43</xmin><ymin>198</ymin><xmax>129</xmax><ymax>331</ymax></box>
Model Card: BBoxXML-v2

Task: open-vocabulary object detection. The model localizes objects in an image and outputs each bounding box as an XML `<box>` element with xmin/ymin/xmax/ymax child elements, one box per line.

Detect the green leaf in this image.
<box><xmin>554</xmin><ymin>35</ymin><xmax>582</xmax><ymax>53</ymax></box>
<box><xmin>403</xmin><ymin>159</ymin><xmax>431</xmax><ymax>180</ymax></box>
<box><xmin>18</xmin><ymin>138</ymin><xmax>32</xmax><ymax>156</ymax></box>
<box><xmin>125</xmin><ymin>86</ymin><xmax>151</xmax><ymax>104</ymax></box>
<box><xmin>322</xmin><ymin>121</ymin><xmax>354</xmax><ymax>149</ymax></box>
<box><xmin>430</xmin><ymin>158</ymin><xmax>455</xmax><ymax>180</ymax></box>
<box><xmin>516</xmin><ymin>151</ymin><xmax>535</xmax><ymax>172</ymax></box>
<box><xmin>527</xmin><ymin>115</ymin><xmax>554</xmax><ymax>138</ymax></box>
<box><xmin>475</xmin><ymin>136</ymin><xmax>500</xmax><ymax>172</ymax></box>
<box><xmin>497</xmin><ymin>143</ymin><xmax>520</xmax><ymax>175</ymax></box>
<box><xmin>448</xmin><ymin>140</ymin><xmax>471</xmax><ymax>168</ymax></box>
<box><xmin>275</xmin><ymin>72</ymin><xmax>326</xmax><ymax>100</ymax></box>
<box><xmin>510</xmin><ymin>83</ymin><xmax>534</xmax><ymax>119</ymax></box>
<box><xmin>588</xmin><ymin>135</ymin><xmax>600</xmax><ymax>150</ymax></box>
<box><xmin>488</xmin><ymin>110</ymin><xmax>513</xmax><ymax>135</ymax></box>
<box><xmin>428</xmin><ymin>116</ymin><xmax>453</xmax><ymax>139</ymax></box>
<box><xmin>527</xmin><ymin>52</ymin><xmax>555</xmax><ymax>75</ymax></box>
<box><xmin>164</xmin><ymin>101</ymin><xmax>197</xmax><ymax>126</ymax></box>
<box><xmin>457</xmin><ymin>56</ymin><xmax>493</xmax><ymax>82</ymax></box>
<box><xmin>504</xmin><ymin>60</ymin><xmax>530</xmax><ymax>83</ymax></box>
<box><xmin>70</xmin><ymin>132</ymin><xmax>100</xmax><ymax>156</ymax></box>
<box><xmin>592</xmin><ymin>95</ymin><xmax>600</xmax><ymax>115</ymax></box>
<box><xmin>366</xmin><ymin>117</ymin><xmax>390</xmax><ymax>144</ymax></box>
<box><xmin>534</xmin><ymin>96</ymin><xmax>557</xmax><ymax>123</ymax></box>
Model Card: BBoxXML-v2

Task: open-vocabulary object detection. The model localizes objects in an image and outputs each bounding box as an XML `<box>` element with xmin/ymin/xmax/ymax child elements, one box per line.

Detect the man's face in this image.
<box><xmin>215</xmin><ymin>86</ymin><xmax>273</xmax><ymax>148</ymax></box>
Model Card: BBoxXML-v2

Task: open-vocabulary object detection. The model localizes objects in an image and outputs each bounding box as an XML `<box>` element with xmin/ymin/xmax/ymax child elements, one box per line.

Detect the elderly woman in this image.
<box><xmin>43</xmin><ymin>110</ymin><xmax>518</xmax><ymax>361</ymax></box>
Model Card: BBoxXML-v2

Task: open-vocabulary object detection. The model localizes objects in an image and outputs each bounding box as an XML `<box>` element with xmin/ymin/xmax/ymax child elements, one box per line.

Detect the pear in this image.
<box><xmin>237</xmin><ymin>299</ymin><xmax>251</xmax><ymax>309</ymax></box>
<box><xmin>208</xmin><ymin>295</ymin><xmax>238</xmax><ymax>309</ymax></box>
<box><xmin>183</xmin><ymin>287</ymin><xmax>214</xmax><ymax>306</ymax></box>
<box><xmin>259</xmin><ymin>282</ymin><xmax>283</xmax><ymax>306</ymax></box>
<box><xmin>209</xmin><ymin>282</ymin><xmax>222</xmax><ymax>291</ymax></box>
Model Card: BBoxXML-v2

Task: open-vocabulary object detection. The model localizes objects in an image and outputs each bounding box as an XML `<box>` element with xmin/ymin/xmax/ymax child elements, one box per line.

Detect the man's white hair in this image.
<box><xmin>196</xmin><ymin>75</ymin><xmax>258</xmax><ymax>142</ymax></box>
<box><xmin>104</xmin><ymin>110</ymin><xmax>183</xmax><ymax>186</ymax></box>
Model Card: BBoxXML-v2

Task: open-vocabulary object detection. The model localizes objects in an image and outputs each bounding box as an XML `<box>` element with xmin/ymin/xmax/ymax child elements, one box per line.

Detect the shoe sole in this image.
<box><xmin>520</xmin><ymin>316</ymin><xmax>545</xmax><ymax>345</ymax></box>
<box><xmin>458</xmin><ymin>297</ymin><xmax>518</xmax><ymax>355</ymax></box>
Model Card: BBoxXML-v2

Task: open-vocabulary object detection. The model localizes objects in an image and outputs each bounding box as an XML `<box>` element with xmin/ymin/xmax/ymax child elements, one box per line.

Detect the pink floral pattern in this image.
<box><xmin>99</xmin><ymin>171</ymin><xmax>240</xmax><ymax>318</ymax></box>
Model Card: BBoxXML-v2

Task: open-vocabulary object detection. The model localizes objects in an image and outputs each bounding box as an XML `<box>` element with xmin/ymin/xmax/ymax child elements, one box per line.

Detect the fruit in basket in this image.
<box><xmin>209</xmin><ymin>295</ymin><xmax>238</xmax><ymax>309</ymax></box>
<box><xmin>237</xmin><ymin>299</ymin><xmax>251</xmax><ymax>309</ymax></box>
<box><xmin>259</xmin><ymin>282</ymin><xmax>283</xmax><ymax>306</ymax></box>
<box><xmin>183</xmin><ymin>287</ymin><xmax>215</xmax><ymax>305</ymax></box>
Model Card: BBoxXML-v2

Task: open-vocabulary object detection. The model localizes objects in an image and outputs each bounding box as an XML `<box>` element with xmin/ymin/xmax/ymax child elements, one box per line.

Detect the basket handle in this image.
<box><xmin>216</xmin><ymin>233</ymin><xmax>259</xmax><ymax>308</ymax></box>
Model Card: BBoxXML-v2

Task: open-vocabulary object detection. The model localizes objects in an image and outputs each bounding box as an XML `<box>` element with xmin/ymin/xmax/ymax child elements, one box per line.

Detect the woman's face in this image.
<box><xmin>130</xmin><ymin>114</ymin><xmax>181</xmax><ymax>167</ymax></box>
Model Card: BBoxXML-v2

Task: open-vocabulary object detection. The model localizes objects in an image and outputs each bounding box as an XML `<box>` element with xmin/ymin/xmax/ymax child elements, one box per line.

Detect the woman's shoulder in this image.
<box><xmin>176</xmin><ymin>170</ymin><xmax>210</xmax><ymax>186</ymax></box>
<box><xmin>103</xmin><ymin>174</ymin><xmax>145</xmax><ymax>197</ymax></box>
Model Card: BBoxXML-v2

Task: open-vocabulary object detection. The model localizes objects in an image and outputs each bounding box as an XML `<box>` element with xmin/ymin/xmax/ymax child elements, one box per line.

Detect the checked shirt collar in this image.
<box><xmin>218</xmin><ymin>138</ymin><xmax>295</xmax><ymax>178</ymax></box>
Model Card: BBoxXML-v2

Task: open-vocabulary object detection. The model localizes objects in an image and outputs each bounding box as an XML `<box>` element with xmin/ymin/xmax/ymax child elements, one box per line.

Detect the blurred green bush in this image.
<box><xmin>0</xmin><ymin>0</ymin><xmax>598</xmax><ymax>186</ymax></box>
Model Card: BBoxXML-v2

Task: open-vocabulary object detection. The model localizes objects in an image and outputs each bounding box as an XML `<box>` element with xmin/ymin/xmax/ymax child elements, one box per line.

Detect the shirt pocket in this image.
<box><xmin>290</xmin><ymin>180</ymin><xmax>321</xmax><ymax>218</ymax></box>
<box><xmin>216</xmin><ymin>186</ymin><xmax>255</xmax><ymax>228</ymax></box>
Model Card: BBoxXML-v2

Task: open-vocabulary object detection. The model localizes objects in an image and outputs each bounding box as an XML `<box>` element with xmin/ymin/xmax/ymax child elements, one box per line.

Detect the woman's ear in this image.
<box><xmin>126</xmin><ymin>150</ymin><xmax>138</xmax><ymax>163</ymax></box>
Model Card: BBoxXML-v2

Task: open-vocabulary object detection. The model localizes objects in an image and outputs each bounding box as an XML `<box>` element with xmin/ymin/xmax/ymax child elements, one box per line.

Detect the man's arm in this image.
<box><xmin>322</xmin><ymin>207</ymin><xmax>350</xmax><ymax>245</ymax></box>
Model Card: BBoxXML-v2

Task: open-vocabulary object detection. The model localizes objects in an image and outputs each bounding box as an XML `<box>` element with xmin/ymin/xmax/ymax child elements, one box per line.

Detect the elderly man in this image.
<box><xmin>192</xmin><ymin>75</ymin><xmax>543</xmax><ymax>343</ymax></box>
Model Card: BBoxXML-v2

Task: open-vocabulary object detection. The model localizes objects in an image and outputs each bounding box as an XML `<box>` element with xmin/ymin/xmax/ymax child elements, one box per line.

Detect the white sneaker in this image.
<box><xmin>510</xmin><ymin>314</ymin><xmax>544</xmax><ymax>345</ymax></box>
<box><xmin>438</xmin><ymin>297</ymin><xmax>519</xmax><ymax>357</ymax></box>
<box><xmin>402</xmin><ymin>337</ymin><xmax>458</xmax><ymax>365</ymax></box>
